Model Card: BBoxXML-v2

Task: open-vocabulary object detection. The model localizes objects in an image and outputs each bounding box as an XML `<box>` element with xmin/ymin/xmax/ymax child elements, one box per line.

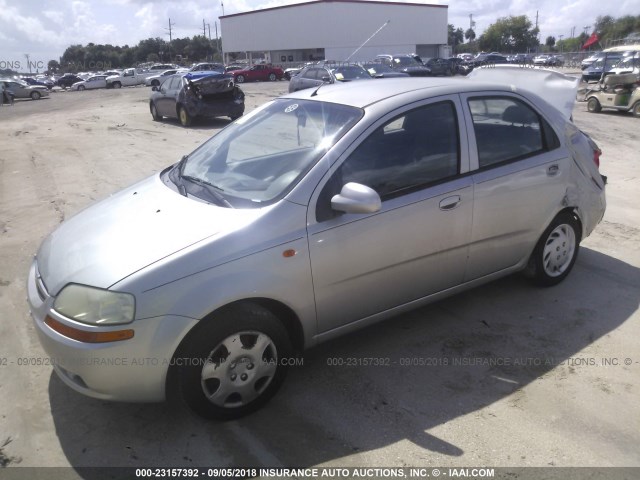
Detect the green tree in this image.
<box><xmin>545</xmin><ymin>36</ymin><xmax>556</xmax><ymax>48</ymax></box>
<box><xmin>47</xmin><ymin>60</ymin><xmax>60</xmax><ymax>73</ymax></box>
<box><xmin>478</xmin><ymin>15</ymin><xmax>540</xmax><ymax>53</ymax></box>
<box><xmin>448</xmin><ymin>24</ymin><xmax>464</xmax><ymax>50</ymax></box>
<box><xmin>465</xmin><ymin>28</ymin><xmax>476</xmax><ymax>42</ymax></box>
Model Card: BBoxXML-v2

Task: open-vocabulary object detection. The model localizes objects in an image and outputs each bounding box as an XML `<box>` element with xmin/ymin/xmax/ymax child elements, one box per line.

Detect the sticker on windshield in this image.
<box><xmin>285</xmin><ymin>104</ymin><xmax>299</xmax><ymax>113</ymax></box>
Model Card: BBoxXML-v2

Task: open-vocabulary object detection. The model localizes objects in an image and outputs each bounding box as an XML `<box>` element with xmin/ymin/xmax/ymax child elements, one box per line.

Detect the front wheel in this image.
<box><xmin>171</xmin><ymin>303</ymin><xmax>293</xmax><ymax>420</ymax></box>
<box><xmin>632</xmin><ymin>101</ymin><xmax>640</xmax><ymax>118</ymax></box>
<box><xmin>78</xmin><ymin>85</ymin><xmax>85</xmax><ymax>91</ymax></box>
<box><xmin>236</xmin><ymin>75</ymin><xmax>245</xmax><ymax>84</ymax></box>
<box><xmin>525</xmin><ymin>212</ymin><xmax>581</xmax><ymax>287</ymax></box>
<box><xmin>150</xmin><ymin>102</ymin><xmax>161</xmax><ymax>121</ymax></box>
<box><xmin>268</xmin><ymin>73</ymin><xmax>277</xmax><ymax>81</ymax></box>
<box><xmin>30</xmin><ymin>91</ymin><xmax>41</xmax><ymax>100</ymax></box>
<box><xmin>112</xmin><ymin>81</ymin><xmax>122</xmax><ymax>89</ymax></box>
<box><xmin>587</xmin><ymin>97</ymin><xmax>601</xmax><ymax>113</ymax></box>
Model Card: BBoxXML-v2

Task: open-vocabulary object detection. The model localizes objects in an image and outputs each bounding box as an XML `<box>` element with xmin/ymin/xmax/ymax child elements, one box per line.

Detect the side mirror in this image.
<box><xmin>152</xmin><ymin>86</ymin><xmax>158</xmax><ymax>91</ymax></box>
<box><xmin>331</xmin><ymin>183</ymin><xmax>381</xmax><ymax>214</ymax></box>
<box><xmin>321</xmin><ymin>76</ymin><xmax>331</xmax><ymax>83</ymax></box>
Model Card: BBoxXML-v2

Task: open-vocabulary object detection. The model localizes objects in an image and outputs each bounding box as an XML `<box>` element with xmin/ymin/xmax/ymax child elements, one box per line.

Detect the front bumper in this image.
<box><xmin>27</xmin><ymin>260</ymin><xmax>198</xmax><ymax>402</ymax></box>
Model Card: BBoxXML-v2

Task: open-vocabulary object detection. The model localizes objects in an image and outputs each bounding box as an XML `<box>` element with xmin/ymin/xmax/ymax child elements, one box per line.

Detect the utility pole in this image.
<box><xmin>24</xmin><ymin>53</ymin><xmax>31</xmax><ymax>73</ymax></box>
<box><xmin>221</xmin><ymin>1</ymin><xmax>225</xmax><ymax>16</ymax></box>
<box><xmin>165</xmin><ymin>18</ymin><xmax>175</xmax><ymax>62</ymax></box>
<box><xmin>558</xmin><ymin>34</ymin><xmax>564</xmax><ymax>53</ymax></box>
<box><xmin>203</xmin><ymin>19</ymin><xmax>207</xmax><ymax>37</ymax></box>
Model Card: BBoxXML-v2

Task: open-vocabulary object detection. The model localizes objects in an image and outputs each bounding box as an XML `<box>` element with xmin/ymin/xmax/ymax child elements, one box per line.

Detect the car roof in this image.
<box><xmin>283</xmin><ymin>77</ymin><xmax>512</xmax><ymax>109</ymax></box>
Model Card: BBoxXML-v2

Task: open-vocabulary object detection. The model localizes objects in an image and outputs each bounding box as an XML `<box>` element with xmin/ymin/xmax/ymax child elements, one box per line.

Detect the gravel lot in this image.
<box><xmin>0</xmin><ymin>79</ymin><xmax>638</xmax><ymax>472</ymax></box>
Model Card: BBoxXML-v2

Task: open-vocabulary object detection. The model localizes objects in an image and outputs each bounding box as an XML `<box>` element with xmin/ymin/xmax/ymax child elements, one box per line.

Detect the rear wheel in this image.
<box><xmin>151</xmin><ymin>79</ymin><xmax>160</xmax><ymax>87</ymax></box>
<box><xmin>30</xmin><ymin>91</ymin><xmax>41</xmax><ymax>100</ymax></box>
<box><xmin>236</xmin><ymin>75</ymin><xmax>245</xmax><ymax>84</ymax></box>
<box><xmin>525</xmin><ymin>212</ymin><xmax>581</xmax><ymax>287</ymax></box>
<box><xmin>171</xmin><ymin>303</ymin><xmax>292</xmax><ymax>420</ymax></box>
<box><xmin>632</xmin><ymin>101</ymin><xmax>640</xmax><ymax>118</ymax></box>
<box><xmin>587</xmin><ymin>97</ymin><xmax>601</xmax><ymax>113</ymax></box>
<box><xmin>178</xmin><ymin>106</ymin><xmax>192</xmax><ymax>127</ymax></box>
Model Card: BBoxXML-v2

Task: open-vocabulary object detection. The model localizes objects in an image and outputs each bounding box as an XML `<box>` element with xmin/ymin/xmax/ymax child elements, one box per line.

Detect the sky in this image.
<box><xmin>0</xmin><ymin>0</ymin><xmax>638</xmax><ymax>69</ymax></box>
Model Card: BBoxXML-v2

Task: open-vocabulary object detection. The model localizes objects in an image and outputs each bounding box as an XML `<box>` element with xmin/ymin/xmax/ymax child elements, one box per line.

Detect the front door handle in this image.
<box><xmin>439</xmin><ymin>195</ymin><xmax>461</xmax><ymax>211</ymax></box>
<box><xmin>547</xmin><ymin>164</ymin><xmax>559</xmax><ymax>176</ymax></box>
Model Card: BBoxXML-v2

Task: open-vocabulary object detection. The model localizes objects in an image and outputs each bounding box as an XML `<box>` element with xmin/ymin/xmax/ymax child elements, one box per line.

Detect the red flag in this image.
<box><xmin>582</xmin><ymin>33</ymin><xmax>599</xmax><ymax>50</ymax></box>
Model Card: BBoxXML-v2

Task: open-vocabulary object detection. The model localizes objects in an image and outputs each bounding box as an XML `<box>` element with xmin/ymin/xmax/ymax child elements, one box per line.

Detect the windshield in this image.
<box><xmin>394</xmin><ymin>57</ymin><xmax>420</xmax><ymax>66</ymax></box>
<box><xmin>178</xmin><ymin>99</ymin><xmax>363</xmax><ymax>207</ymax></box>
<box><xmin>333</xmin><ymin>66</ymin><xmax>371</xmax><ymax>80</ymax></box>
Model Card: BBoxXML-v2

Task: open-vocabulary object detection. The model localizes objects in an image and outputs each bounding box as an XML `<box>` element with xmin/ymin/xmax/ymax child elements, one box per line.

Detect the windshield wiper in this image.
<box><xmin>170</xmin><ymin>155</ymin><xmax>189</xmax><ymax>196</ymax></box>
<box><xmin>180</xmin><ymin>175</ymin><xmax>234</xmax><ymax>208</ymax></box>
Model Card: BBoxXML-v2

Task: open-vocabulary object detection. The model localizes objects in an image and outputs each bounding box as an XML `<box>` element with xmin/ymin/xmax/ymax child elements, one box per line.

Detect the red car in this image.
<box><xmin>231</xmin><ymin>64</ymin><xmax>284</xmax><ymax>83</ymax></box>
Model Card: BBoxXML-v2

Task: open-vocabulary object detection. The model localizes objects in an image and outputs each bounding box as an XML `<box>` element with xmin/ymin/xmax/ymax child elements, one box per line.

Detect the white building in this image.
<box><xmin>220</xmin><ymin>0</ymin><xmax>449</xmax><ymax>64</ymax></box>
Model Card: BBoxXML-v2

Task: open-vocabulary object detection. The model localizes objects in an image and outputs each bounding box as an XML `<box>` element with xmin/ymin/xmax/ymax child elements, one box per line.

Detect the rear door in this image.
<box><xmin>307</xmin><ymin>97</ymin><xmax>473</xmax><ymax>333</ymax></box>
<box><xmin>460</xmin><ymin>93</ymin><xmax>569</xmax><ymax>281</ymax></box>
<box><xmin>155</xmin><ymin>76</ymin><xmax>180</xmax><ymax>117</ymax></box>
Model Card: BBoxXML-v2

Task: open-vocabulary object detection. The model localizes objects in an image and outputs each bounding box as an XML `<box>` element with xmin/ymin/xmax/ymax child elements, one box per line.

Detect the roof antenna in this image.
<box><xmin>346</xmin><ymin>20</ymin><xmax>390</xmax><ymax>62</ymax></box>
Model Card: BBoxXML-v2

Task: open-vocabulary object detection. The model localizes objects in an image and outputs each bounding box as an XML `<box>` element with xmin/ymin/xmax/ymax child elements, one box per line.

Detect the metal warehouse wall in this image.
<box><xmin>220</xmin><ymin>0</ymin><xmax>447</xmax><ymax>55</ymax></box>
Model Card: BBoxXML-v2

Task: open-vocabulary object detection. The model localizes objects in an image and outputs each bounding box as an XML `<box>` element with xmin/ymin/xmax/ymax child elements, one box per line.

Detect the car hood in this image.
<box><xmin>468</xmin><ymin>66</ymin><xmax>579</xmax><ymax>121</ymax></box>
<box><xmin>37</xmin><ymin>173</ymin><xmax>261</xmax><ymax>295</ymax></box>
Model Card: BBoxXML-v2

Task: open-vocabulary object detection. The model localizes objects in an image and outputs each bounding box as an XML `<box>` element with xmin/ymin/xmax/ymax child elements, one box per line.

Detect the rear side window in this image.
<box><xmin>468</xmin><ymin>97</ymin><xmax>559</xmax><ymax>169</ymax></box>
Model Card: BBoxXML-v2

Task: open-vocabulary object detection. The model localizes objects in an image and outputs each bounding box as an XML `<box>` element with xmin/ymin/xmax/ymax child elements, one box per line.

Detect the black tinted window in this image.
<box><xmin>317</xmin><ymin>101</ymin><xmax>459</xmax><ymax>221</ymax></box>
<box><xmin>468</xmin><ymin>97</ymin><xmax>557</xmax><ymax>169</ymax></box>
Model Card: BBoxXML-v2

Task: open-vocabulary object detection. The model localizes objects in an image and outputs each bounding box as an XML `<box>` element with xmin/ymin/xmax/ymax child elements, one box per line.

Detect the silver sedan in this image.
<box><xmin>27</xmin><ymin>71</ymin><xmax>606</xmax><ymax>420</ymax></box>
<box><xmin>1</xmin><ymin>79</ymin><xmax>49</xmax><ymax>100</ymax></box>
<box><xmin>70</xmin><ymin>75</ymin><xmax>108</xmax><ymax>91</ymax></box>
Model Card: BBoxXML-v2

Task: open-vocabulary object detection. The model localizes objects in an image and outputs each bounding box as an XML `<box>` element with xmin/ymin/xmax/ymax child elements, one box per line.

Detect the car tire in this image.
<box><xmin>171</xmin><ymin>303</ymin><xmax>293</xmax><ymax>420</ymax></box>
<box><xmin>236</xmin><ymin>75</ymin><xmax>245</xmax><ymax>84</ymax></box>
<box><xmin>178</xmin><ymin>106</ymin><xmax>192</xmax><ymax>127</ymax></box>
<box><xmin>78</xmin><ymin>85</ymin><xmax>85</xmax><ymax>91</ymax></box>
<box><xmin>30</xmin><ymin>91</ymin><xmax>41</xmax><ymax>100</ymax></box>
<box><xmin>151</xmin><ymin>80</ymin><xmax>160</xmax><ymax>87</ymax></box>
<box><xmin>525</xmin><ymin>212</ymin><xmax>581</xmax><ymax>287</ymax></box>
<box><xmin>113</xmin><ymin>81</ymin><xmax>122</xmax><ymax>89</ymax></box>
<box><xmin>150</xmin><ymin>102</ymin><xmax>161</xmax><ymax>121</ymax></box>
<box><xmin>632</xmin><ymin>101</ymin><xmax>640</xmax><ymax>118</ymax></box>
<box><xmin>587</xmin><ymin>97</ymin><xmax>602</xmax><ymax>113</ymax></box>
<box><xmin>268</xmin><ymin>73</ymin><xmax>277</xmax><ymax>81</ymax></box>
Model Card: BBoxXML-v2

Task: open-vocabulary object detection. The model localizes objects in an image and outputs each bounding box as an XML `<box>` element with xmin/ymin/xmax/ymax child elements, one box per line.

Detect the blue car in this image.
<box><xmin>581</xmin><ymin>56</ymin><xmax>623</xmax><ymax>82</ymax></box>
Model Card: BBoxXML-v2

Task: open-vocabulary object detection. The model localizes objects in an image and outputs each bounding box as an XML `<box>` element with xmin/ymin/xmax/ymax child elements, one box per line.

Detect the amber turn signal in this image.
<box><xmin>45</xmin><ymin>316</ymin><xmax>134</xmax><ymax>343</ymax></box>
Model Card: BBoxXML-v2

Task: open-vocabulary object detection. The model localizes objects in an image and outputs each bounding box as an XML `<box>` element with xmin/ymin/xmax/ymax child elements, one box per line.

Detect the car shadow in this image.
<box><xmin>160</xmin><ymin>117</ymin><xmax>234</xmax><ymax>130</ymax></box>
<box><xmin>48</xmin><ymin>247</ymin><xmax>639</xmax><ymax>471</ymax></box>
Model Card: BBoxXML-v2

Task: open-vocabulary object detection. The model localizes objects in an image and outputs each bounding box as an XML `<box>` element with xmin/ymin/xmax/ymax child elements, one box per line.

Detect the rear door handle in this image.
<box><xmin>547</xmin><ymin>164</ymin><xmax>559</xmax><ymax>176</ymax></box>
<box><xmin>439</xmin><ymin>195</ymin><xmax>461</xmax><ymax>211</ymax></box>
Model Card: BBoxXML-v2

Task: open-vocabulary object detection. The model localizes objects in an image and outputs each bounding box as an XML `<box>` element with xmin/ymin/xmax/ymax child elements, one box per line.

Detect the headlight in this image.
<box><xmin>54</xmin><ymin>284</ymin><xmax>135</xmax><ymax>325</ymax></box>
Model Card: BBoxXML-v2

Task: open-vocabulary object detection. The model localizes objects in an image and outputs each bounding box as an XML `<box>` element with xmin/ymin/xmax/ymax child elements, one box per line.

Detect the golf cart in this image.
<box><xmin>584</xmin><ymin>73</ymin><xmax>640</xmax><ymax>117</ymax></box>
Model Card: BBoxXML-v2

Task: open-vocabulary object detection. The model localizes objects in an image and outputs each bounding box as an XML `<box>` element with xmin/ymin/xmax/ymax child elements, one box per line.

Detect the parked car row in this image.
<box><xmin>581</xmin><ymin>54</ymin><xmax>640</xmax><ymax>82</ymax></box>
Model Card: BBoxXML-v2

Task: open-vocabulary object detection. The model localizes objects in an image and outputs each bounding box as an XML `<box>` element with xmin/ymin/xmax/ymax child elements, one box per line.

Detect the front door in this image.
<box><xmin>307</xmin><ymin>97</ymin><xmax>473</xmax><ymax>333</ymax></box>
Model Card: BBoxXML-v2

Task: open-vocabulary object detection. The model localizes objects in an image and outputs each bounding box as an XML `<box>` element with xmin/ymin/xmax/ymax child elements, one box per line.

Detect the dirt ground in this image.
<box><xmin>0</xmin><ymin>80</ymin><xmax>638</xmax><ymax>473</ymax></box>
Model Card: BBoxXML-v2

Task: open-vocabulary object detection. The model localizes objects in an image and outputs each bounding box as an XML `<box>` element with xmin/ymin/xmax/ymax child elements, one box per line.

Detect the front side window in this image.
<box><xmin>468</xmin><ymin>97</ymin><xmax>558</xmax><ymax>169</ymax></box>
<box><xmin>316</xmin><ymin>101</ymin><xmax>460</xmax><ymax>221</ymax></box>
